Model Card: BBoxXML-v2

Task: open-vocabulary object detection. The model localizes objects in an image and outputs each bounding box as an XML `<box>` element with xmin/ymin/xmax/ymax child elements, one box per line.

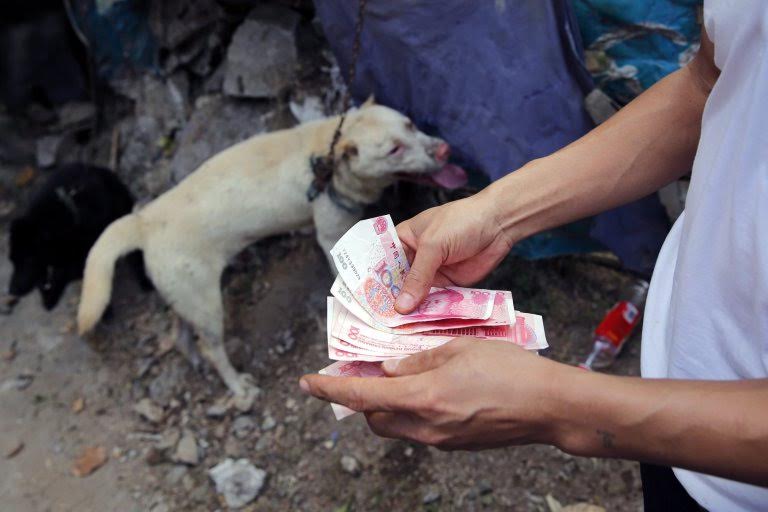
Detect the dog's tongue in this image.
<box><xmin>431</xmin><ymin>163</ymin><xmax>468</xmax><ymax>189</ymax></box>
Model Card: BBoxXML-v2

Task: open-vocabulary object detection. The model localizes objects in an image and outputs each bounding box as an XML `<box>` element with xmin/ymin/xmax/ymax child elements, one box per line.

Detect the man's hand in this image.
<box><xmin>395</xmin><ymin>195</ymin><xmax>514</xmax><ymax>314</ymax></box>
<box><xmin>300</xmin><ymin>338</ymin><xmax>574</xmax><ymax>450</ymax></box>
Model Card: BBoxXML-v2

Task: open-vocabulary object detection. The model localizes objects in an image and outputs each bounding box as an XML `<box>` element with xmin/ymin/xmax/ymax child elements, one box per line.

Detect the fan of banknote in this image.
<box><xmin>318</xmin><ymin>215</ymin><xmax>548</xmax><ymax>419</ymax></box>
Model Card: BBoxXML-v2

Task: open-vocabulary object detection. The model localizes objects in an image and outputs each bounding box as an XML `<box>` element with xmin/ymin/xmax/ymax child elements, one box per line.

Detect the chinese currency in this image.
<box><xmin>318</xmin><ymin>215</ymin><xmax>549</xmax><ymax>420</ymax></box>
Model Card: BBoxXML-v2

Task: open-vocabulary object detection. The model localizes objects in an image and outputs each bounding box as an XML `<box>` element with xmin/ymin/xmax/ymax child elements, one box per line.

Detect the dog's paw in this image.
<box><xmin>229</xmin><ymin>373</ymin><xmax>261</xmax><ymax>412</ymax></box>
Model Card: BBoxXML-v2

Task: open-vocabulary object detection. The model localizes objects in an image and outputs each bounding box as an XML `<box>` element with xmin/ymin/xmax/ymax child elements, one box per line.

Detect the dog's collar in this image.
<box><xmin>306</xmin><ymin>156</ymin><xmax>365</xmax><ymax>215</ymax></box>
<box><xmin>55</xmin><ymin>187</ymin><xmax>81</xmax><ymax>224</ymax></box>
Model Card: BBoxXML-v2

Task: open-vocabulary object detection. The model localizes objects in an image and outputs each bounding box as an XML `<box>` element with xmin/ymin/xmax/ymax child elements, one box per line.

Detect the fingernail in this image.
<box><xmin>382</xmin><ymin>359</ymin><xmax>400</xmax><ymax>373</ymax></box>
<box><xmin>299</xmin><ymin>379</ymin><xmax>310</xmax><ymax>394</ymax></box>
<box><xmin>396</xmin><ymin>292</ymin><xmax>416</xmax><ymax>311</ymax></box>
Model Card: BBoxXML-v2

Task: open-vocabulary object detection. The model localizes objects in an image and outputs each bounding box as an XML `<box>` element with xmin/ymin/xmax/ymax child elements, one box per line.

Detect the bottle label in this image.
<box><xmin>595</xmin><ymin>301</ymin><xmax>640</xmax><ymax>347</ymax></box>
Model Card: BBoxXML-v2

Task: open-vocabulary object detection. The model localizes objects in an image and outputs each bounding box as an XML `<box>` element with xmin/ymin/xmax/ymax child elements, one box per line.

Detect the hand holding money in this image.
<box><xmin>311</xmin><ymin>215</ymin><xmax>549</xmax><ymax>420</ymax></box>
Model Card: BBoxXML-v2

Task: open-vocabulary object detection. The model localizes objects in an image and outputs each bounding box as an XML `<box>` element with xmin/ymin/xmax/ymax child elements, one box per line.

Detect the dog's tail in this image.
<box><xmin>78</xmin><ymin>214</ymin><xmax>143</xmax><ymax>335</ymax></box>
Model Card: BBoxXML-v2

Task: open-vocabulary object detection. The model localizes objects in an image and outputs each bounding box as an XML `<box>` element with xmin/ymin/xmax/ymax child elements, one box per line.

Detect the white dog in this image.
<box><xmin>76</xmin><ymin>100</ymin><xmax>466</xmax><ymax>407</ymax></box>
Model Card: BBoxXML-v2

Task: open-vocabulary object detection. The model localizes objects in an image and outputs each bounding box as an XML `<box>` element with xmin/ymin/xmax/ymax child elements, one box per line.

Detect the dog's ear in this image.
<box><xmin>341</xmin><ymin>142</ymin><xmax>359</xmax><ymax>159</ymax></box>
<box><xmin>361</xmin><ymin>95</ymin><xmax>376</xmax><ymax>108</ymax></box>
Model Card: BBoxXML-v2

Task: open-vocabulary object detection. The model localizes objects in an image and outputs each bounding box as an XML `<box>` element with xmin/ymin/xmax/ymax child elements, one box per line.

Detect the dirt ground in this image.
<box><xmin>1</xmin><ymin>171</ymin><xmax>644</xmax><ymax>511</ymax></box>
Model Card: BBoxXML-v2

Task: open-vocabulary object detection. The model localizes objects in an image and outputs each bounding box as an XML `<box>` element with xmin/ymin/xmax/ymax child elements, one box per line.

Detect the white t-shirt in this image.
<box><xmin>641</xmin><ymin>1</ymin><xmax>768</xmax><ymax>510</ymax></box>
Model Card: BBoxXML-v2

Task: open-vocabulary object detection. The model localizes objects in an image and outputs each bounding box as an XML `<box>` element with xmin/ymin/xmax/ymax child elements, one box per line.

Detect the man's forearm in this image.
<box><xmin>548</xmin><ymin>369</ymin><xmax>768</xmax><ymax>487</ymax></box>
<box><xmin>484</xmin><ymin>37</ymin><xmax>717</xmax><ymax>244</ymax></box>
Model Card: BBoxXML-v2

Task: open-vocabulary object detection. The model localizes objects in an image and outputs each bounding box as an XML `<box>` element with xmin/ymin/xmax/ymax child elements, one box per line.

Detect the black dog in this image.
<box><xmin>8</xmin><ymin>163</ymin><xmax>148</xmax><ymax>310</ymax></box>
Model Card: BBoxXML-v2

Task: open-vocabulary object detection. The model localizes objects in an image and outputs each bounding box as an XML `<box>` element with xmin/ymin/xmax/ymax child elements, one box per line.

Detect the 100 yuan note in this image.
<box><xmin>328</xmin><ymin>297</ymin><xmax>548</xmax><ymax>355</ymax></box>
<box><xmin>332</xmin><ymin>277</ymin><xmax>516</xmax><ymax>334</ymax></box>
<box><xmin>330</xmin><ymin>215</ymin><xmax>495</xmax><ymax>327</ymax></box>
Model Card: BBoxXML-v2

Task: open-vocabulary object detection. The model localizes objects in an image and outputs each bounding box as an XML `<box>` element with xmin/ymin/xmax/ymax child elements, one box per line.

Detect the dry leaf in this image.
<box><xmin>72</xmin><ymin>446</ymin><xmax>108</xmax><ymax>477</ymax></box>
<box><xmin>72</xmin><ymin>397</ymin><xmax>85</xmax><ymax>413</ymax></box>
<box><xmin>15</xmin><ymin>166</ymin><xmax>37</xmax><ymax>187</ymax></box>
<box><xmin>4</xmin><ymin>440</ymin><xmax>24</xmax><ymax>459</ymax></box>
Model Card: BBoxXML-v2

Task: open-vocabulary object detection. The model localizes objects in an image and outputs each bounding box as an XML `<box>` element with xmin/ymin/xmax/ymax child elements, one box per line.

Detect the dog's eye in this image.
<box><xmin>388</xmin><ymin>143</ymin><xmax>405</xmax><ymax>157</ymax></box>
<box><xmin>405</xmin><ymin>121</ymin><xmax>416</xmax><ymax>131</ymax></box>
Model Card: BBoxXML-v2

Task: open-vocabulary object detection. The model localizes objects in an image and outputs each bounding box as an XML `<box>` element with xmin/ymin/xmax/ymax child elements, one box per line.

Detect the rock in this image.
<box><xmin>174</xmin><ymin>431</ymin><xmax>199</xmax><ymax>465</ymax></box>
<box><xmin>149</xmin><ymin>0</ymin><xmax>222</xmax><ymax>59</ymax></box>
<box><xmin>148</xmin><ymin>357</ymin><xmax>188</xmax><ymax>405</ymax></box>
<box><xmin>145</xmin><ymin>446</ymin><xmax>167</xmax><ymax>466</ymax></box>
<box><xmin>422</xmin><ymin>488</ymin><xmax>442</xmax><ymax>505</ymax></box>
<box><xmin>223</xmin><ymin>5</ymin><xmax>300</xmax><ymax>99</ymax></box>
<box><xmin>156</xmin><ymin>429</ymin><xmax>181</xmax><ymax>450</ymax></box>
<box><xmin>206</xmin><ymin>397</ymin><xmax>230</xmax><ymax>418</ymax></box>
<box><xmin>56</xmin><ymin>101</ymin><xmax>95</xmax><ymax>130</ymax></box>
<box><xmin>133</xmin><ymin>398</ymin><xmax>165</xmax><ymax>424</ymax></box>
<box><xmin>165</xmin><ymin>464</ymin><xmax>189</xmax><ymax>485</ymax></box>
<box><xmin>340</xmin><ymin>455</ymin><xmax>361</xmax><ymax>477</ymax></box>
<box><xmin>289</xmin><ymin>95</ymin><xmax>325</xmax><ymax>123</ymax></box>
<box><xmin>170</xmin><ymin>95</ymin><xmax>284</xmax><ymax>183</ymax></box>
<box><xmin>209</xmin><ymin>458</ymin><xmax>267</xmax><ymax>509</ymax></box>
<box><xmin>36</xmin><ymin>135</ymin><xmax>63</xmax><ymax>168</ymax></box>
<box><xmin>274</xmin><ymin>329</ymin><xmax>295</xmax><ymax>355</ymax></box>
<box><xmin>119</xmin><ymin>115</ymin><xmax>162</xmax><ymax>176</ymax></box>
<box><xmin>3</xmin><ymin>439</ymin><xmax>24</xmax><ymax>459</ymax></box>
<box><xmin>260</xmin><ymin>413</ymin><xmax>276</xmax><ymax>432</ymax></box>
<box><xmin>1</xmin><ymin>373</ymin><xmax>34</xmax><ymax>392</ymax></box>
<box><xmin>72</xmin><ymin>446</ymin><xmax>108</xmax><ymax>477</ymax></box>
<box><xmin>231</xmin><ymin>416</ymin><xmax>256</xmax><ymax>440</ymax></box>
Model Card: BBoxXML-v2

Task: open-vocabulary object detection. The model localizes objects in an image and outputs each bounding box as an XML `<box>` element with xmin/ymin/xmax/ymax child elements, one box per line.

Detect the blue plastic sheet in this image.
<box><xmin>314</xmin><ymin>0</ymin><xmax>595</xmax><ymax>182</ymax></box>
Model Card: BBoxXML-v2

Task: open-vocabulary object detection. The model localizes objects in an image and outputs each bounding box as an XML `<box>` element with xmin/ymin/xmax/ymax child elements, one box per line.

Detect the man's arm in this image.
<box><xmin>489</xmin><ymin>27</ymin><xmax>719</xmax><ymax>244</ymax></box>
<box><xmin>301</xmin><ymin>339</ymin><xmax>768</xmax><ymax>487</ymax></box>
<box><xmin>393</xmin><ymin>28</ymin><xmax>720</xmax><ymax>312</ymax></box>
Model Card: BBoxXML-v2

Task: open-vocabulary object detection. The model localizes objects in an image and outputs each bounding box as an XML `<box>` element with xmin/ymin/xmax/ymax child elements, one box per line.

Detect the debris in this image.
<box><xmin>209</xmin><ymin>458</ymin><xmax>267</xmax><ymax>509</ymax></box>
<box><xmin>72</xmin><ymin>397</ymin><xmax>85</xmax><ymax>413</ymax></box>
<box><xmin>1</xmin><ymin>341</ymin><xmax>17</xmax><ymax>361</ymax></box>
<box><xmin>260</xmin><ymin>413</ymin><xmax>276</xmax><ymax>432</ymax></box>
<box><xmin>56</xmin><ymin>101</ymin><xmax>95</xmax><ymax>130</ymax></box>
<box><xmin>59</xmin><ymin>320</ymin><xmax>76</xmax><ymax>334</ymax></box>
<box><xmin>274</xmin><ymin>329</ymin><xmax>296</xmax><ymax>355</ymax></box>
<box><xmin>289</xmin><ymin>95</ymin><xmax>326</xmax><ymax>124</ymax></box>
<box><xmin>546</xmin><ymin>494</ymin><xmax>563</xmax><ymax>512</ymax></box>
<box><xmin>165</xmin><ymin>464</ymin><xmax>189</xmax><ymax>485</ymax></box>
<box><xmin>223</xmin><ymin>5</ymin><xmax>300</xmax><ymax>99</ymax></box>
<box><xmin>174</xmin><ymin>431</ymin><xmax>199</xmax><ymax>466</ymax></box>
<box><xmin>1</xmin><ymin>373</ymin><xmax>34</xmax><ymax>392</ymax></box>
<box><xmin>36</xmin><ymin>135</ymin><xmax>63</xmax><ymax>168</ymax></box>
<box><xmin>148</xmin><ymin>357</ymin><xmax>187</xmax><ymax>405</ymax></box>
<box><xmin>206</xmin><ymin>397</ymin><xmax>230</xmax><ymax>418</ymax></box>
<box><xmin>231</xmin><ymin>416</ymin><xmax>256</xmax><ymax>440</ymax></box>
<box><xmin>15</xmin><ymin>166</ymin><xmax>37</xmax><ymax>187</ymax></box>
<box><xmin>145</xmin><ymin>446</ymin><xmax>167</xmax><ymax>466</ymax></box>
<box><xmin>0</xmin><ymin>295</ymin><xmax>19</xmax><ymax>315</ymax></box>
<box><xmin>422</xmin><ymin>488</ymin><xmax>442</xmax><ymax>505</ymax></box>
<box><xmin>72</xmin><ymin>446</ymin><xmax>108</xmax><ymax>477</ymax></box>
<box><xmin>340</xmin><ymin>455</ymin><xmax>361</xmax><ymax>477</ymax></box>
<box><xmin>133</xmin><ymin>398</ymin><xmax>165</xmax><ymax>423</ymax></box>
<box><xmin>156</xmin><ymin>334</ymin><xmax>176</xmax><ymax>357</ymax></box>
<box><xmin>561</xmin><ymin>505</ymin><xmax>606</xmax><ymax>512</ymax></box>
<box><xmin>4</xmin><ymin>439</ymin><xmax>24</xmax><ymax>459</ymax></box>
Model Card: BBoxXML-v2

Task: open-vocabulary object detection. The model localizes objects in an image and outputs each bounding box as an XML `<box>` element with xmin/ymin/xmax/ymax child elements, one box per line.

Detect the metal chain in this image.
<box><xmin>328</xmin><ymin>0</ymin><xmax>367</xmax><ymax>158</ymax></box>
<box><xmin>307</xmin><ymin>0</ymin><xmax>367</xmax><ymax>201</ymax></box>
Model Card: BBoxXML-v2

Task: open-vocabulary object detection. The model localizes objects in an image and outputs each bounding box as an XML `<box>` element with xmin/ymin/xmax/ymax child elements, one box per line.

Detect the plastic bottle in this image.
<box><xmin>580</xmin><ymin>279</ymin><xmax>650</xmax><ymax>370</ymax></box>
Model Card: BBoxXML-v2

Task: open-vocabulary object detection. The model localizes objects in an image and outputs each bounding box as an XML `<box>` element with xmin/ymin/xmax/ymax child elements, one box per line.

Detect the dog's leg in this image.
<box><xmin>145</xmin><ymin>249</ymin><xmax>259</xmax><ymax>409</ymax></box>
<box><xmin>172</xmin><ymin>316</ymin><xmax>202</xmax><ymax>370</ymax></box>
<box><xmin>196</xmin><ymin>333</ymin><xmax>259</xmax><ymax>411</ymax></box>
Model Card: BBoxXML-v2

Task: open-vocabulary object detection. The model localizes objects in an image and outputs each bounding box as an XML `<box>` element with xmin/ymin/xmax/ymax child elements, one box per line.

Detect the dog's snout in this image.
<box><xmin>433</xmin><ymin>142</ymin><xmax>450</xmax><ymax>163</ymax></box>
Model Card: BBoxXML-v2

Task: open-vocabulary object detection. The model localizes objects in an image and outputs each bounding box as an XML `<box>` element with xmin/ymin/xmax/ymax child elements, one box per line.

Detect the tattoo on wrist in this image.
<box><xmin>596</xmin><ymin>429</ymin><xmax>616</xmax><ymax>450</ymax></box>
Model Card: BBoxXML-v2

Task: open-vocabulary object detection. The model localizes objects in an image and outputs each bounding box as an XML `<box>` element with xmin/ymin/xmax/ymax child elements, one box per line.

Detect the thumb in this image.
<box><xmin>395</xmin><ymin>243</ymin><xmax>443</xmax><ymax>314</ymax></box>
